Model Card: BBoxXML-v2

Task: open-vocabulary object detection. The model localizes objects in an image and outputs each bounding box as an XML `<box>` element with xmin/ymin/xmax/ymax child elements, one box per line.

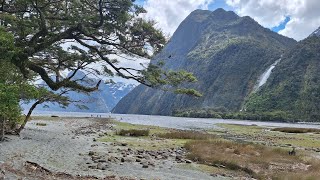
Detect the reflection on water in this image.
<box><xmin>31</xmin><ymin>110</ymin><xmax>320</xmax><ymax>130</ymax></box>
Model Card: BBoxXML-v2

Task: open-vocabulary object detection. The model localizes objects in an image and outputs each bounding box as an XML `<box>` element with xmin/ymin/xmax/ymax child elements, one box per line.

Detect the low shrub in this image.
<box><xmin>272</xmin><ymin>127</ymin><xmax>320</xmax><ymax>134</ymax></box>
<box><xmin>117</xmin><ymin>129</ymin><xmax>149</xmax><ymax>137</ymax></box>
<box><xmin>158</xmin><ymin>130</ymin><xmax>215</xmax><ymax>140</ymax></box>
<box><xmin>184</xmin><ymin>140</ymin><xmax>304</xmax><ymax>178</ymax></box>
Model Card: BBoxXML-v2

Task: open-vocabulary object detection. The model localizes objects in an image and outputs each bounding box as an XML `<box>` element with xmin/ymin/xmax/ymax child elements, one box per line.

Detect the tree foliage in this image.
<box><xmin>0</xmin><ymin>28</ymin><xmax>20</xmax><ymax>118</ymax></box>
<box><xmin>0</xmin><ymin>0</ymin><xmax>199</xmax><ymax>95</ymax></box>
<box><xmin>0</xmin><ymin>27</ymin><xmax>72</xmax><ymax>134</ymax></box>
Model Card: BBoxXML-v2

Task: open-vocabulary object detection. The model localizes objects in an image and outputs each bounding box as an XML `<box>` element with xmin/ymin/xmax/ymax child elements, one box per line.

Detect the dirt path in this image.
<box><xmin>0</xmin><ymin>118</ymin><xmax>225</xmax><ymax>180</ymax></box>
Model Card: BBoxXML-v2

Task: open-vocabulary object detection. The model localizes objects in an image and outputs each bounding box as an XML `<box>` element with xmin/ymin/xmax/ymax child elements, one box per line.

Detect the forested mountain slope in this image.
<box><xmin>113</xmin><ymin>8</ymin><xmax>297</xmax><ymax>115</ymax></box>
<box><xmin>245</xmin><ymin>32</ymin><xmax>320</xmax><ymax>121</ymax></box>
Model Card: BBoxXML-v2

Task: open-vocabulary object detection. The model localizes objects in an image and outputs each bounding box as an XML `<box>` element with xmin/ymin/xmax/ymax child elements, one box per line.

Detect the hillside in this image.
<box><xmin>113</xmin><ymin>8</ymin><xmax>297</xmax><ymax>115</ymax></box>
<box><xmin>245</xmin><ymin>33</ymin><xmax>320</xmax><ymax>121</ymax></box>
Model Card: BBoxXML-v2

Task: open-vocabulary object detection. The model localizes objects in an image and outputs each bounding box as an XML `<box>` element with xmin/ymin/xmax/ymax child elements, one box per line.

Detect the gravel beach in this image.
<box><xmin>0</xmin><ymin>117</ymin><xmax>225</xmax><ymax>180</ymax></box>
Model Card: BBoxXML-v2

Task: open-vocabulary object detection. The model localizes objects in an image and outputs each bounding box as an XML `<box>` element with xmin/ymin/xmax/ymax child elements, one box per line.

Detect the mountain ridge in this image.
<box><xmin>113</xmin><ymin>8</ymin><xmax>297</xmax><ymax>115</ymax></box>
<box><xmin>310</xmin><ymin>26</ymin><xmax>320</xmax><ymax>37</ymax></box>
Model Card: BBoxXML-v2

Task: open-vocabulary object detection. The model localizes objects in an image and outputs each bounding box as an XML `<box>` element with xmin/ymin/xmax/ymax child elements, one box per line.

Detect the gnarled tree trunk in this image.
<box><xmin>16</xmin><ymin>100</ymin><xmax>42</xmax><ymax>135</ymax></box>
<box><xmin>0</xmin><ymin>116</ymin><xmax>5</xmax><ymax>141</ymax></box>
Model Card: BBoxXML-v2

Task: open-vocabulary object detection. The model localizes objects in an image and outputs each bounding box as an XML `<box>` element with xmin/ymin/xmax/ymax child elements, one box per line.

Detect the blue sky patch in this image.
<box><xmin>208</xmin><ymin>0</ymin><xmax>233</xmax><ymax>11</ymax></box>
<box><xmin>272</xmin><ymin>16</ymin><xmax>291</xmax><ymax>32</ymax></box>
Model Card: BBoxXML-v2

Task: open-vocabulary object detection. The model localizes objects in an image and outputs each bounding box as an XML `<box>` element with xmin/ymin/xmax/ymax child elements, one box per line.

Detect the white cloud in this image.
<box><xmin>142</xmin><ymin>0</ymin><xmax>214</xmax><ymax>36</ymax></box>
<box><xmin>226</xmin><ymin>0</ymin><xmax>320</xmax><ymax>40</ymax></box>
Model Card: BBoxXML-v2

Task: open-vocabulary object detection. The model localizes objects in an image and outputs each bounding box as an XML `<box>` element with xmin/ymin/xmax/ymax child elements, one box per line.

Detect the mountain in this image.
<box><xmin>310</xmin><ymin>27</ymin><xmax>320</xmax><ymax>37</ymax></box>
<box><xmin>245</xmin><ymin>33</ymin><xmax>320</xmax><ymax>121</ymax></box>
<box><xmin>112</xmin><ymin>8</ymin><xmax>297</xmax><ymax>115</ymax></box>
<box><xmin>22</xmin><ymin>71</ymin><xmax>136</xmax><ymax>113</ymax></box>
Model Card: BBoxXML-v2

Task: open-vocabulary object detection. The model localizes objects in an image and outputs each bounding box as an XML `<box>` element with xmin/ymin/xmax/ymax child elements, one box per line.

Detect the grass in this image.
<box><xmin>184</xmin><ymin>139</ymin><xmax>316</xmax><ymax>178</ymax></box>
<box><xmin>217</xmin><ymin>123</ymin><xmax>264</xmax><ymax>135</ymax></box>
<box><xmin>97</xmin><ymin>121</ymin><xmax>320</xmax><ymax>178</ymax></box>
<box><xmin>99</xmin><ymin>135</ymin><xmax>187</xmax><ymax>150</ymax></box>
<box><xmin>217</xmin><ymin>123</ymin><xmax>320</xmax><ymax>149</ymax></box>
<box><xmin>158</xmin><ymin>130</ymin><xmax>216</xmax><ymax>140</ymax></box>
<box><xmin>98</xmin><ymin>121</ymin><xmax>186</xmax><ymax>150</ymax></box>
<box><xmin>116</xmin><ymin>129</ymin><xmax>149</xmax><ymax>137</ymax></box>
<box><xmin>272</xmin><ymin>127</ymin><xmax>320</xmax><ymax>134</ymax></box>
<box><xmin>112</xmin><ymin>120</ymin><xmax>170</xmax><ymax>135</ymax></box>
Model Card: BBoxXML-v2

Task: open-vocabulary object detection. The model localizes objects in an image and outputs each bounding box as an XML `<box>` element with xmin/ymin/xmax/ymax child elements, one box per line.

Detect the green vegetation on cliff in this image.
<box><xmin>113</xmin><ymin>9</ymin><xmax>296</xmax><ymax>115</ymax></box>
<box><xmin>245</xmin><ymin>36</ymin><xmax>320</xmax><ymax>121</ymax></box>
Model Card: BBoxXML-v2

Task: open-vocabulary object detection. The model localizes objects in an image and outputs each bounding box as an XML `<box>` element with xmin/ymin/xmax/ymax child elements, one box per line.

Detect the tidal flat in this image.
<box><xmin>1</xmin><ymin>117</ymin><xmax>320</xmax><ymax>179</ymax></box>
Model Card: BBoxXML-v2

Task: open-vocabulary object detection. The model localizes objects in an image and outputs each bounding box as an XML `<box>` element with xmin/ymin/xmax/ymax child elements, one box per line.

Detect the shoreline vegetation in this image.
<box><xmin>172</xmin><ymin>108</ymin><xmax>314</xmax><ymax>123</ymax></box>
<box><xmin>2</xmin><ymin>117</ymin><xmax>320</xmax><ymax>179</ymax></box>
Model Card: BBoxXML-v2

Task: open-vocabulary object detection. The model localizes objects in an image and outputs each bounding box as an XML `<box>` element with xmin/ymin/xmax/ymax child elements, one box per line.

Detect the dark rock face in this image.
<box><xmin>113</xmin><ymin>8</ymin><xmax>297</xmax><ymax>115</ymax></box>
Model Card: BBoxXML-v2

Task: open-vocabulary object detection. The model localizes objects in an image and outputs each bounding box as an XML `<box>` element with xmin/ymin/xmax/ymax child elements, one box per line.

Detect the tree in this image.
<box><xmin>0</xmin><ymin>27</ymin><xmax>20</xmax><ymax>140</ymax></box>
<box><xmin>0</xmin><ymin>0</ymin><xmax>199</xmax><ymax>94</ymax></box>
<box><xmin>0</xmin><ymin>1</ymin><xmax>202</xmax><ymax>136</ymax></box>
<box><xmin>17</xmin><ymin>86</ymin><xmax>71</xmax><ymax>134</ymax></box>
<box><xmin>0</xmin><ymin>27</ymin><xmax>70</xmax><ymax>136</ymax></box>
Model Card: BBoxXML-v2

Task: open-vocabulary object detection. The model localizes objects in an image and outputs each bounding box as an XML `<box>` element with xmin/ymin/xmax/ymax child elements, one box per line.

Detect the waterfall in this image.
<box><xmin>253</xmin><ymin>57</ymin><xmax>282</xmax><ymax>92</ymax></box>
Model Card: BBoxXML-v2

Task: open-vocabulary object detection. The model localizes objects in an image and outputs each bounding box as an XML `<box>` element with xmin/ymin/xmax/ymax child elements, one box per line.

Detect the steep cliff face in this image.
<box><xmin>113</xmin><ymin>8</ymin><xmax>297</xmax><ymax>115</ymax></box>
<box><xmin>245</xmin><ymin>35</ymin><xmax>320</xmax><ymax>120</ymax></box>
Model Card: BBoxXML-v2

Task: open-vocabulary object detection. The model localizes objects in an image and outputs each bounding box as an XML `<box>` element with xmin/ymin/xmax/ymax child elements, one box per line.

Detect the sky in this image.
<box><xmin>92</xmin><ymin>0</ymin><xmax>320</xmax><ymax>84</ymax></box>
<box><xmin>136</xmin><ymin>0</ymin><xmax>320</xmax><ymax>41</ymax></box>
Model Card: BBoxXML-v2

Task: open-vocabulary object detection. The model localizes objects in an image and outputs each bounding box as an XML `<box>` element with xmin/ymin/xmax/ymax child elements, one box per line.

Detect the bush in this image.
<box><xmin>117</xmin><ymin>129</ymin><xmax>149</xmax><ymax>137</ymax></box>
<box><xmin>184</xmin><ymin>140</ymin><xmax>303</xmax><ymax>178</ymax></box>
<box><xmin>158</xmin><ymin>130</ymin><xmax>215</xmax><ymax>140</ymax></box>
<box><xmin>272</xmin><ymin>127</ymin><xmax>320</xmax><ymax>134</ymax></box>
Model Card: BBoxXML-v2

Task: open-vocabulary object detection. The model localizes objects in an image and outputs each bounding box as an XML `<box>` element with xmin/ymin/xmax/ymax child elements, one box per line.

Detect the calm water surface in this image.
<box><xmin>31</xmin><ymin>111</ymin><xmax>320</xmax><ymax>130</ymax></box>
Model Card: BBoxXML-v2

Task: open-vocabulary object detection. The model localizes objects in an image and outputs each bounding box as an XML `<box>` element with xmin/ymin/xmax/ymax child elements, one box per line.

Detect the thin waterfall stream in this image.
<box><xmin>253</xmin><ymin>57</ymin><xmax>282</xmax><ymax>92</ymax></box>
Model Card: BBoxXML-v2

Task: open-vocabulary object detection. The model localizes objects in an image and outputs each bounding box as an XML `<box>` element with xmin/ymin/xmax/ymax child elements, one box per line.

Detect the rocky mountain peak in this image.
<box><xmin>209</xmin><ymin>8</ymin><xmax>239</xmax><ymax>21</ymax></box>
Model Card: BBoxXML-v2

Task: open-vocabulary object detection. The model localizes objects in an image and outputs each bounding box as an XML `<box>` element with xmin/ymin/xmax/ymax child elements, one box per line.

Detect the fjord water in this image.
<box><xmin>32</xmin><ymin>111</ymin><xmax>320</xmax><ymax>130</ymax></box>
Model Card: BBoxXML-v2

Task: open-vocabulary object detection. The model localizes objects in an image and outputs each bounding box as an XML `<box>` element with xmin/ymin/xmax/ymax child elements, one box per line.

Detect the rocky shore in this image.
<box><xmin>0</xmin><ymin>117</ymin><xmax>224</xmax><ymax>180</ymax></box>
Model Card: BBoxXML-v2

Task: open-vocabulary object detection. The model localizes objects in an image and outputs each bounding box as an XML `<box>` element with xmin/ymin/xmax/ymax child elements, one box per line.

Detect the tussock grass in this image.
<box><xmin>116</xmin><ymin>129</ymin><xmax>149</xmax><ymax>137</ymax></box>
<box><xmin>272</xmin><ymin>127</ymin><xmax>320</xmax><ymax>134</ymax></box>
<box><xmin>158</xmin><ymin>130</ymin><xmax>216</xmax><ymax>140</ymax></box>
<box><xmin>184</xmin><ymin>140</ymin><xmax>313</xmax><ymax>178</ymax></box>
